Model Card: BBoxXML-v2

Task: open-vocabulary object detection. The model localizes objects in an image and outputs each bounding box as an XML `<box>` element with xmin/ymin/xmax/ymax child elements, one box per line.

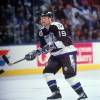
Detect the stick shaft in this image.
<box><xmin>2</xmin><ymin>55</ymin><xmax>25</xmax><ymax>65</ymax></box>
<box><xmin>10</xmin><ymin>58</ymin><xmax>25</xmax><ymax>65</ymax></box>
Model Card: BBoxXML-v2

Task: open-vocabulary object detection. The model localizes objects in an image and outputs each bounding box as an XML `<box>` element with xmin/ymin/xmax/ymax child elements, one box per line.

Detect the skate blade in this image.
<box><xmin>47</xmin><ymin>98</ymin><xmax>62</xmax><ymax>100</ymax></box>
<box><xmin>78</xmin><ymin>95</ymin><xmax>88</xmax><ymax>100</ymax></box>
<box><xmin>78</xmin><ymin>98</ymin><xmax>87</xmax><ymax>100</ymax></box>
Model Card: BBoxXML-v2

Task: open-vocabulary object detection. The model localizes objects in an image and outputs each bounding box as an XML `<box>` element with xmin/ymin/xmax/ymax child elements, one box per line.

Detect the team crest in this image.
<box><xmin>39</xmin><ymin>31</ymin><xmax>43</xmax><ymax>36</ymax></box>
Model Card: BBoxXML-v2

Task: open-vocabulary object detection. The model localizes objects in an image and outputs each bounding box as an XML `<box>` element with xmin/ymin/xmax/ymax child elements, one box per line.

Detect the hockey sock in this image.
<box><xmin>71</xmin><ymin>82</ymin><xmax>85</xmax><ymax>95</ymax></box>
<box><xmin>66</xmin><ymin>76</ymin><xmax>85</xmax><ymax>95</ymax></box>
<box><xmin>44</xmin><ymin>73</ymin><xmax>59</xmax><ymax>92</ymax></box>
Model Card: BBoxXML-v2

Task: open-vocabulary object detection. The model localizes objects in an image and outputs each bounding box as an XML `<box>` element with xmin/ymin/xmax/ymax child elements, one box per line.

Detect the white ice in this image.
<box><xmin>0</xmin><ymin>70</ymin><xmax>100</xmax><ymax>100</ymax></box>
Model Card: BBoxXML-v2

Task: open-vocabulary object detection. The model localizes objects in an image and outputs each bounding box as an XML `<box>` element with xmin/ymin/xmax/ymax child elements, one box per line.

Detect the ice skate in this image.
<box><xmin>77</xmin><ymin>92</ymin><xmax>88</xmax><ymax>100</ymax></box>
<box><xmin>47</xmin><ymin>90</ymin><xmax>62</xmax><ymax>100</ymax></box>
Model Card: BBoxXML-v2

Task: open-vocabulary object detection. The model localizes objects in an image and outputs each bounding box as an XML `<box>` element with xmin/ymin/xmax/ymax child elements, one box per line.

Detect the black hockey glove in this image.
<box><xmin>25</xmin><ymin>44</ymin><xmax>53</xmax><ymax>61</ymax></box>
<box><xmin>42</xmin><ymin>44</ymin><xmax>56</xmax><ymax>53</ymax></box>
<box><xmin>25</xmin><ymin>52</ymin><xmax>36</xmax><ymax>61</ymax></box>
<box><xmin>25</xmin><ymin>49</ymin><xmax>43</xmax><ymax>61</ymax></box>
<box><xmin>35</xmin><ymin>46</ymin><xmax>49</xmax><ymax>55</ymax></box>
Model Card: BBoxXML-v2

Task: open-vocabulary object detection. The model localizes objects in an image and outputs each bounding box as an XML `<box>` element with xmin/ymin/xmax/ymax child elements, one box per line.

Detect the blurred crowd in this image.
<box><xmin>0</xmin><ymin>0</ymin><xmax>100</xmax><ymax>45</ymax></box>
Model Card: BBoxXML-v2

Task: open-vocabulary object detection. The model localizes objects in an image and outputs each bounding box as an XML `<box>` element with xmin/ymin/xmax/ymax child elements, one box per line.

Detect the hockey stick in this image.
<box><xmin>0</xmin><ymin>69</ymin><xmax>5</xmax><ymax>75</ymax></box>
<box><xmin>2</xmin><ymin>45</ymin><xmax>49</xmax><ymax>66</ymax></box>
<box><xmin>2</xmin><ymin>55</ymin><xmax>25</xmax><ymax>66</ymax></box>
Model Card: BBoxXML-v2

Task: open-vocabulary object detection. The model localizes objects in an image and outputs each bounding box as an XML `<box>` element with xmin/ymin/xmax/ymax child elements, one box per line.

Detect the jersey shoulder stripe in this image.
<box><xmin>51</xmin><ymin>22</ymin><xmax>64</xmax><ymax>30</ymax></box>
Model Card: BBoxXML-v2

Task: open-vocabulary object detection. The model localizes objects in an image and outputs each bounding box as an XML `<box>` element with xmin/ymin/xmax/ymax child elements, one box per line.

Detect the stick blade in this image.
<box><xmin>2</xmin><ymin>55</ymin><xmax>10</xmax><ymax>64</ymax></box>
<box><xmin>0</xmin><ymin>69</ymin><xmax>5</xmax><ymax>75</ymax></box>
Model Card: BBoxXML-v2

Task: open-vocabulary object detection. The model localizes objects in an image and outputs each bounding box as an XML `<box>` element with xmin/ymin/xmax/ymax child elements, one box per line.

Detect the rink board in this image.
<box><xmin>0</xmin><ymin>43</ymin><xmax>100</xmax><ymax>76</ymax></box>
<box><xmin>1</xmin><ymin>64</ymin><xmax>100</xmax><ymax>76</ymax></box>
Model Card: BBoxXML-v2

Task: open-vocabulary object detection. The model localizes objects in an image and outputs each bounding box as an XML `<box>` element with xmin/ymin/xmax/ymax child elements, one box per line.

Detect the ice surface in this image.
<box><xmin>0</xmin><ymin>70</ymin><xmax>100</xmax><ymax>100</ymax></box>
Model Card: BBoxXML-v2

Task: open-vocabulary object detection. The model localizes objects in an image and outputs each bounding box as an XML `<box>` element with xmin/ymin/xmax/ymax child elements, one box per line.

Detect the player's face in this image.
<box><xmin>40</xmin><ymin>16</ymin><xmax>51</xmax><ymax>27</ymax></box>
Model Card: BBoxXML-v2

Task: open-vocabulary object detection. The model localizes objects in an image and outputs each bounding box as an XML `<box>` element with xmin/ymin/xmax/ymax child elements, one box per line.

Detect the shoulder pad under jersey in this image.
<box><xmin>51</xmin><ymin>22</ymin><xmax>64</xmax><ymax>30</ymax></box>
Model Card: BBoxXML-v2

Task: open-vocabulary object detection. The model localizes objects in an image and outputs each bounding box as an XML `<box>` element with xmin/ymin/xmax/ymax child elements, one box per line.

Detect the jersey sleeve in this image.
<box><xmin>38</xmin><ymin>30</ymin><xmax>46</xmax><ymax>48</ymax></box>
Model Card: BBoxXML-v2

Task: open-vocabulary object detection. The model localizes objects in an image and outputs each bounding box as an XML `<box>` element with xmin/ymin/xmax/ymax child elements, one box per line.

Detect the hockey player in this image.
<box><xmin>25</xmin><ymin>11</ymin><xmax>88</xmax><ymax>100</ymax></box>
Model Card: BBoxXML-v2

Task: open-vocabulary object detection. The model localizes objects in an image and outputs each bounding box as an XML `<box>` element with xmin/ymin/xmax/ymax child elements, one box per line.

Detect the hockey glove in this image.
<box><xmin>25</xmin><ymin>44</ymin><xmax>53</xmax><ymax>61</ymax></box>
<box><xmin>25</xmin><ymin>52</ymin><xmax>36</xmax><ymax>61</ymax></box>
<box><xmin>42</xmin><ymin>43</ymin><xmax>56</xmax><ymax>53</ymax></box>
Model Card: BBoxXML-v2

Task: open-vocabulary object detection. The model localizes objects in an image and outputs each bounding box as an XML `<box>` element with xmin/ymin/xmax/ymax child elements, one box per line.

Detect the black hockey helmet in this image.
<box><xmin>40</xmin><ymin>11</ymin><xmax>53</xmax><ymax>18</ymax></box>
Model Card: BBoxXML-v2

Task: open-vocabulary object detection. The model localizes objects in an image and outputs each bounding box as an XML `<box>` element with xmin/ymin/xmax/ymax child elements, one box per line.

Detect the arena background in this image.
<box><xmin>0</xmin><ymin>0</ymin><xmax>100</xmax><ymax>76</ymax></box>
